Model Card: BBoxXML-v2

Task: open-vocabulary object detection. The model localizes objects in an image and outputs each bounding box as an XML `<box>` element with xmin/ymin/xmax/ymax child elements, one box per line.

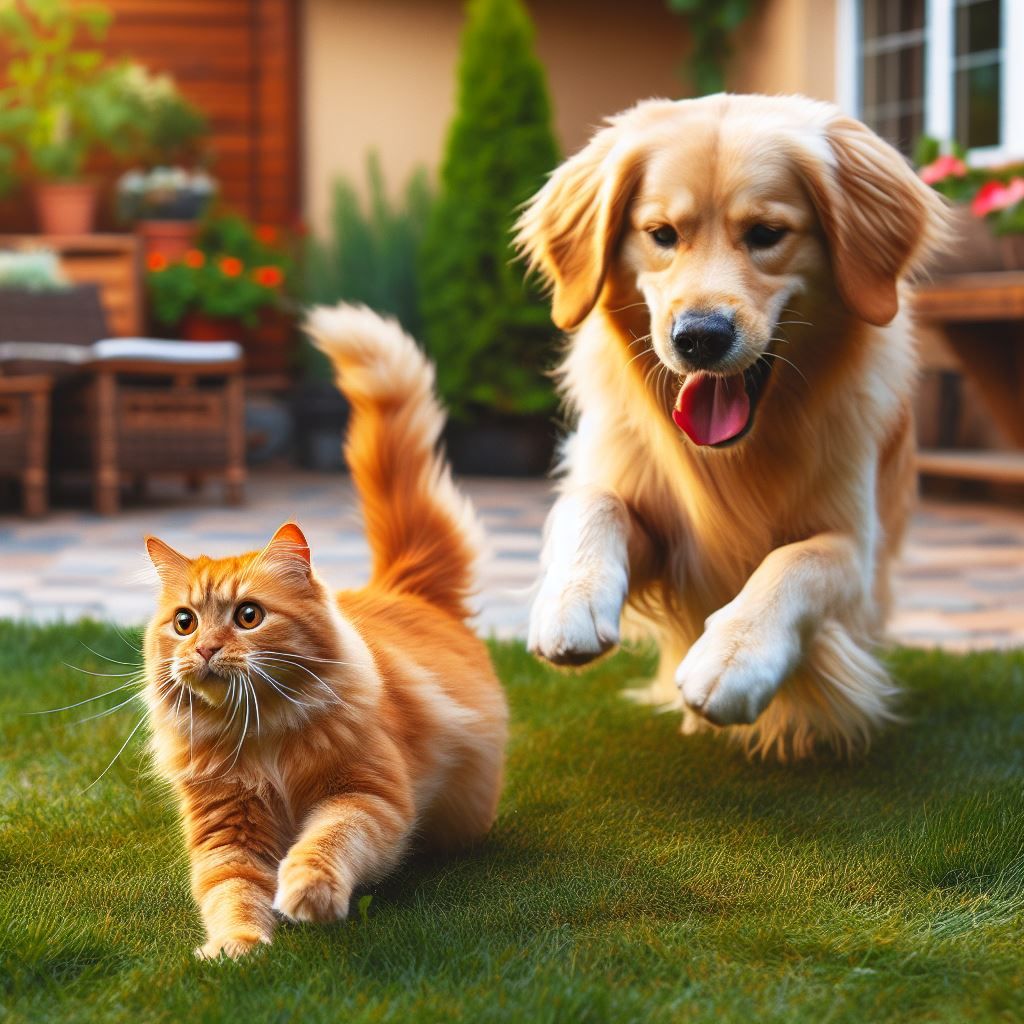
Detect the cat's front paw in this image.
<box><xmin>273</xmin><ymin>855</ymin><xmax>352</xmax><ymax>924</ymax></box>
<box><xmin>195</xmin><ymin>931</ymin><xmax>271</xmax><ymax>960</ymax></box>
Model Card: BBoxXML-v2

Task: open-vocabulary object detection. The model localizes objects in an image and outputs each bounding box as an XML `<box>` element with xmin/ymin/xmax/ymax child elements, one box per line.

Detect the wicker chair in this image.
<box><xmin>0</xmin><ymin>284</ymin><xmax>245</xmax><ymax>514</ymax></box>
<box><xmin>0</xmin><ymin>374</ymin><xmax>52</xmax><ymax>516</ymax></box>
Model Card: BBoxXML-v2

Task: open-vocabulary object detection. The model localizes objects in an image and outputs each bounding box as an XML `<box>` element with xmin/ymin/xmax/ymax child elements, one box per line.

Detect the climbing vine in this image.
<box><xmin>666</xmin><ymin>0</ymin><xmax>757</xmax><ymax>95</ymax></box>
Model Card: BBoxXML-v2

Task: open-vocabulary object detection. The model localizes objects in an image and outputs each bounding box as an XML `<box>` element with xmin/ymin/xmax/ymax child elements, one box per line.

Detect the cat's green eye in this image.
<box><xmin>234</xmin><ymin>602</ymin><xmax>265</xmax><ymax>630</ymax></box>
<box><xmin>173</xmin><ymin>609</ymin><xmax>197</xmax><ymax>636</ymax></box>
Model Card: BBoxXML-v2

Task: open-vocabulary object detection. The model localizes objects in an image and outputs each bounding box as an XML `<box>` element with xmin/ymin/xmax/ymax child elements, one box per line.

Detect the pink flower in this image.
<box><xmin>971</xmin><ymin>177</ymin><xmax>1024</xmax><ymax>218</ymax></box>
<box><xmin>919</xmin><ymin>154</ymin><xmax>968</xmax><ymax>185</ymax></box>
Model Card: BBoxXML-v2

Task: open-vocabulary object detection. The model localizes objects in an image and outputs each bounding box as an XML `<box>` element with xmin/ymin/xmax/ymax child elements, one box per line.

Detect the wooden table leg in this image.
<box><xmin>225</xmin><ymin>373</ymin><xmax>246</xmax><ymax>506</ymax></box>
<box><xmin>92</xmin><ymin>372</ymin><xmax>120</xmax><ymax>515</ymax></box>
<box><xmin>23</xmin><ymin>387</ymin><xmax>51</xmax><ymax>517</ymax></box>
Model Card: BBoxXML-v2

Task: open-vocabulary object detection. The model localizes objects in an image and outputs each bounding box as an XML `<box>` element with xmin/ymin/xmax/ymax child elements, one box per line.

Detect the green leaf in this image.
<box><xmin>357</xmin><ymin>894</ymin><xmax>373</xmax><ymax>924</ymax></box>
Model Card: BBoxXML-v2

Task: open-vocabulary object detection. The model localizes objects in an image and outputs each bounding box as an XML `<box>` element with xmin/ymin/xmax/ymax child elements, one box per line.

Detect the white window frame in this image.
<box><xmin>836</xmin><ymin>0</ymin><xmax>1024</xmax><ymax>165</ymax></box>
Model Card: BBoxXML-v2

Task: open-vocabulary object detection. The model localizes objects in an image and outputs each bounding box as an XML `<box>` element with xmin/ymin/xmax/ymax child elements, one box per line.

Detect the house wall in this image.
<box><xmin>301</xmin><ymin>0</ymin><xmax>839</xmax><ymax>234</ymax></box>
<box><xmin>728</xmin><ymin>0</ymin><xmax>838</xmax><ymax>102</ymax></box>
<box><xmin>302</xmin><ymin>0</ymin><xmax>687</xmax><ymax>233</ymax></box>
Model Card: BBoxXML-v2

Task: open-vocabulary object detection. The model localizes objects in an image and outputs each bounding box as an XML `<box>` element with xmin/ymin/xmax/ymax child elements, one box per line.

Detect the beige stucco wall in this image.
<box><xmin>302</xmin><ymin>0</ymin><xmax>838</xmax><ymax>233</ymax></box>
<box><xmin>302</xmin><ymin>0</ymin><xmax>686</xmax><ymax>232</ymax></box>
<box><xmin>728</xmin><ymin>0</ymin><xmax>837</xmax><ymax>101</ymax></box>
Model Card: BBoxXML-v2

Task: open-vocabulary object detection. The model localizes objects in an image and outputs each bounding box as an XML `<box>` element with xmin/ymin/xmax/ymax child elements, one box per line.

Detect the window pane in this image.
<box><xmin>898</xmin><ymin>0</ymin><xmax>926</xmax><ymax>33</ymax></box>
<box><xmin>953</xmin><ymin>0</ymin><xmax>1002</xmax><ymax>148</ymax></box>
<box><xmin>859</xmin><ymin>0</ymin><xmax>927</xmax><ymax>154</ymax></box>
<box><xmin>955</xmin><ymin>62</ymin><xmax>1002</xmax><ymax>148</ymax></box>
<box><xmin>956</xmin><ymin>0</ymin><xmax>1000</xmax><ymax>57</ymax></box>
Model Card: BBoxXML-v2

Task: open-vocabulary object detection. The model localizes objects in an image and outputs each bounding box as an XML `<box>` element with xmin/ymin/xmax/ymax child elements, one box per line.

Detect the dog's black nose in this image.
<box><xmin>670</xmin><ymin>312</ymin><xmax>736</xmax><ymax>368</ymax></box>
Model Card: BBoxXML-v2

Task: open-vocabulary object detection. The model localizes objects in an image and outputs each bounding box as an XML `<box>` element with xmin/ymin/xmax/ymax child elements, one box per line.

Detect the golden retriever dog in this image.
<box><xmin>516</xmin><ymin>93</ymin><xmax>949</xmax><ymax>760</ymax></box>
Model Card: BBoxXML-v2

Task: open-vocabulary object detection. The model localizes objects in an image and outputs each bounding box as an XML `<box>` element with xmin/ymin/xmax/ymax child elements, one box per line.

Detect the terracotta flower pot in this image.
<box><xmin>137</xmin><ymin>220</ymin><xmax>198</xmax><ymax>264</ymax></box>
<box><xmin>178</xmin><ymin>310</ymin><xmax>295</xmax><ymax>376</ymax></box>
<box><xmin>179</xmin><ymin>312</ymin><xmax>240</xmax><ymax>342</ymax></box>
<box><xmin>32</xmin><ymin>181</ymin><xmax>99</xmax><ymax>235</ymax></box>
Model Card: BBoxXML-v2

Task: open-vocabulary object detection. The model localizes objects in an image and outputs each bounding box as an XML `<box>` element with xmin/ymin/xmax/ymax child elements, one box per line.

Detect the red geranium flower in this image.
<box><xmin>146</xmin><ymin>252</ymin><xmax>168</xmax><ymax>272</ymax></box>
<box><xmin>253</xmin><ymin>265</ymin><xmax>285</xmax><ymax>288</ymax></box>
<box><xmin>219</xmin><ymin>256</ymin><xmax>244</xmax><ymax>277</ymax></box>
<box><xmin>919</xmin><ymin>154</ymin><xmax>967</xmax><ymax>186</ymax></box>
<box><xmin>183</xmin><ymin>249</ymin><xmax>205</xmax><ymax>269</ymax></box>
<box><xmin>255</xmin><ymin>225</ymin><xmax>278</xmax><ymax>245</ymax></box>
<box><xmin>971</xmin><ymin>177</ymin><xmax>1024</xmax><ymax>218</ymax></box>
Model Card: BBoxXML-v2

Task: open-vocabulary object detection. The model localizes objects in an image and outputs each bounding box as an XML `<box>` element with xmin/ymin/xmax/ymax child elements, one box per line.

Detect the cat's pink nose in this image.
<box><xmin>195</xmin><ymin>644</ymin><xmax>221</xmax><ymax>663</ymax></box>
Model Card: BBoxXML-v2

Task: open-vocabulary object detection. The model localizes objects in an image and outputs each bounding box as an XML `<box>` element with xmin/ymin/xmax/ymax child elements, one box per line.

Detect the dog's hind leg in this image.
<box><xmin>622</xmin><ymin>638</ymin><xmax>684</xmax><ymax>711</ymax></box>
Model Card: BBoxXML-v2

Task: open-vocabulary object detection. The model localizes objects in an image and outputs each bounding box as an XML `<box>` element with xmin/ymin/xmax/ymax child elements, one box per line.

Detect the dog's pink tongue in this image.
<box><xmin>672</xmin><ymin>373</ymin><xmax>750</xmax><ymax>446</ymax></box>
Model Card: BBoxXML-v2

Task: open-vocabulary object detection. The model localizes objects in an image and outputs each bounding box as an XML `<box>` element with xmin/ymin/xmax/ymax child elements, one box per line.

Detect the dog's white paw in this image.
<box><xmin>675</xmin><ymin>608</ymin><xmax>801</xmax><ymax>726</ymax></box>
<box><xmin>528</xmin><ymin>566</ymin><xmax>627</xmax><ymax>667</ymax></box>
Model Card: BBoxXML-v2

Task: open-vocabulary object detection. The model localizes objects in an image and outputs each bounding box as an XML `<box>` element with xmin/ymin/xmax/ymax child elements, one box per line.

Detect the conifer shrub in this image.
<box><xmin>419</xmin><ymin>0</ymin><xmax>560</xmax><ymax>422</ymax></box>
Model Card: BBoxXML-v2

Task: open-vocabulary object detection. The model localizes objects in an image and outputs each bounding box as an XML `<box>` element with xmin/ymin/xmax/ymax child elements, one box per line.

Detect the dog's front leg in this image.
<box><xmin>676</xmin><ymin>532</ymin><xmax>869</xmax><ymax>726</ymax></box>
<box><xmin>529</xmin><ymin>487</ymin><xmax>647</xmax><ymax>666</ymax></box>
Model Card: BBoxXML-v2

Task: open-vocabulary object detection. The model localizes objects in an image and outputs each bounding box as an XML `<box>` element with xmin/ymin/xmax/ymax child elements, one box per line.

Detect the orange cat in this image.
<box><xmin>143</xmin><ymin>305</ymin><xmax>508</xmax><ymax>959</ymax></box>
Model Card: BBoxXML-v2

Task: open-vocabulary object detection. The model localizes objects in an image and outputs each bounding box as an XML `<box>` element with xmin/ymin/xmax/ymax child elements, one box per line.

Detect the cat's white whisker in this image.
<box><xmin>74</xmin><ymin>690</ymin><xmax>146</xmax><ymax>725</ymax></box>
<box><xmin>258</xmin><ymin>656</ymin><xmax>337</xmax><ymax>696</ymax></box>
<box><xmin>76</xmin><ymin>641</ymin><xmax>142</xmax><ymax>669</ymax></box>
<box><xmin>254</xmin><ymin>649</ymin><xmax>356</xmax><ymax>668</ymax></box>
<box><xmin>82</xmin><ymin>715</ymin><xmax>147</xmax><ymax>793</ymax></box>
<box><xmin>62</xmin><ymin>663</ymin><xmax>144</xmax><ymax>679</ymax></box>
<box><xmin>246</xmin><ymin>677</ymin><xmax>261</xmax><ymax>738</ymax></box>
<box><xmin>249</xmin><ymin>663</ymin><xmax>310</xmax><ymax>710</ymax></box>
<box><xmin>26</xmin><ymin>679</ymin><xmax>140</xmax><ymax>716</ymax></box>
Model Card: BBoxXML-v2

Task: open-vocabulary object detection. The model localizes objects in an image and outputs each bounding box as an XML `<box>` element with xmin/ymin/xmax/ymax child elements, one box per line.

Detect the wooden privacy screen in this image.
<box><xmin>0</xmin><ymin>0</ymin><xmax>300</xmax><ymax>229</ymax></box>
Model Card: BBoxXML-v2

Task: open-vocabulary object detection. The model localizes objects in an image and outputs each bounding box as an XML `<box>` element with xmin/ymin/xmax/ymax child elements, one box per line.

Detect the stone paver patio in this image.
<box><xmin>1</xmin><ymin>469</ymin><xmax>1022</xmax><ymax>651</ymax></box>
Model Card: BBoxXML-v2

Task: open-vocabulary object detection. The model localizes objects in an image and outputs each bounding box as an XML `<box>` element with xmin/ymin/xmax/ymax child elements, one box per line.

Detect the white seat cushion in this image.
<box><xmin>0</xmin><ymin>341</ymin><xmax>90</xmax><ymax>364</ymax></box>
<box><xmin>90</xmin><ymin>338</ymin><xmax>243</xmax><ymax>363</ymax></box>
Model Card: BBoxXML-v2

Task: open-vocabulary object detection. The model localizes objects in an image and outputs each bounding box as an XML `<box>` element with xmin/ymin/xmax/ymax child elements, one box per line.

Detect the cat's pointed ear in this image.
<box><xmin>261</xmin><ymin>522</ymin><xmax>311</xmax><ymax>575</ymax></box>
<box><xmin>145</xmin><ymin>535</ymin><xmax>191</xmax><ymax>587</ymax></box>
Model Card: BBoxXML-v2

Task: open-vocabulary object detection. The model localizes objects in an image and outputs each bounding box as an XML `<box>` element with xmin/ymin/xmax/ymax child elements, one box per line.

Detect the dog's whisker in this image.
<box><xmin>760</xmin><ymin>350</ymin><xmax>809</xmax><ymax>386</ymax></box>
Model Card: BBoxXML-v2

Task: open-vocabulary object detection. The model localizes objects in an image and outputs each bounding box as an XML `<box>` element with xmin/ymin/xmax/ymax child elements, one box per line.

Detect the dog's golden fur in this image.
<box><xmin>516</xmin><ymin>94</ymin><xmax>949</xmax><ymax>760</ymax></box>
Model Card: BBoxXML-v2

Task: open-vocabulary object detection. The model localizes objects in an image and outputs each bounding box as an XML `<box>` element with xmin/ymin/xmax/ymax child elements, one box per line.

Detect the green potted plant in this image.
<box><xmin>0</xmin><ymin>0</ymin><xmax>138</xmax><ymax>235</ymax></box>
<box><xmin>146</xmin><ymin>212</ymin><xmax>296</xmax><ymax>375</ymax></box>
<box><xmin>418</xmin><ymin>0</ymin><xmax>561</xmax><ymax>476</ymax></box>
<box><xmin>114</xmin><ymin>66</ymin><xmax>214</xmax><ymax>262</ymax></box>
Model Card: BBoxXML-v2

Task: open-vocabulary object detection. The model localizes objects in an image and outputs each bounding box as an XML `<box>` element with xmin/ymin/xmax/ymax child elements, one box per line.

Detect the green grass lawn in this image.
<box><xmin>1</xmin><ymin>620</ymin><xmax>1023</xmax><ymax>1023</ymax></box>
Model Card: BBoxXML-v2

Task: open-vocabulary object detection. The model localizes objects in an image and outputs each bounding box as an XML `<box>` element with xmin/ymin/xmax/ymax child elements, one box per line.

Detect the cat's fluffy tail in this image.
<box><xmin>306</xmin><ymin>303</ymin><xmax>483</xmax><ymax>621</ymax></box>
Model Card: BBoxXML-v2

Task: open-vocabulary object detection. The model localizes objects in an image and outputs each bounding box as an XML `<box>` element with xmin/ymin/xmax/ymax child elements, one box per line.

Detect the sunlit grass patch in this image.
<box><xmin>1</xmin><ymin>621</ymin><xmax>1022</xmax><ymax>1023</ymax></box>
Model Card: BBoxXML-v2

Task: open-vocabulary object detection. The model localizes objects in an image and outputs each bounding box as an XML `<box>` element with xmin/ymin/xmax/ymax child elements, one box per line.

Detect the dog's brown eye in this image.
<box><xmin>649</xmin><ymin>226</ymin><xmax>678</xmax><ymax>248</ymax></box>
<box><xmin>173</xmin><ymin>609</ymin><xmax>197</xmax><ymax>636</ymax></box>
<box><xmin>234</xmin><ymin>603</ymin><xmax>265</xmax><ymax>630</ymax></box>
<box><xmin>746</xmin><ymin>224</ymin><xmax>788</xmax><ymax>250</ymax></box>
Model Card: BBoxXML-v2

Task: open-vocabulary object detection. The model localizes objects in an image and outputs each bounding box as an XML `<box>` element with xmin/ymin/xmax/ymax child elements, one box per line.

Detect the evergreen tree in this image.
<box><xmin>419</xmin><ymin>0</ymin><xmax>560</xmax><ymax>422</ymax></box>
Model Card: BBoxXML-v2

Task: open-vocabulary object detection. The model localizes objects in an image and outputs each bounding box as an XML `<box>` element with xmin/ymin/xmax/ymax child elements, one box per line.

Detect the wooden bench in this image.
<box><xmin>912</xmin><ymin>272</ymin><xmax>1024</xmax><ymax>484</ymax></box>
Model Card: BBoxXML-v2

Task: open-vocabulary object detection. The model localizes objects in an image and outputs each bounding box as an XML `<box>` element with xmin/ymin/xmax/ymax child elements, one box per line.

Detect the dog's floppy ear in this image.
<box><xmin>794</xmin><ymin>116</ymin><xmax>950</xmax><ymax>326</ymax></box>
<box><xmin>516</xmin><ymin>120</ymin><xmax>644</xmax><ymax>331</ymax></box>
